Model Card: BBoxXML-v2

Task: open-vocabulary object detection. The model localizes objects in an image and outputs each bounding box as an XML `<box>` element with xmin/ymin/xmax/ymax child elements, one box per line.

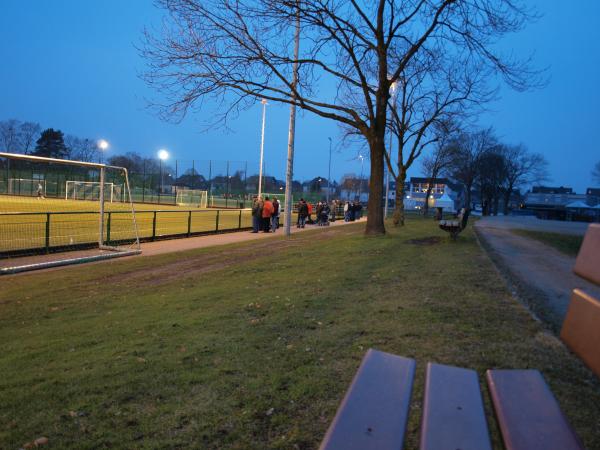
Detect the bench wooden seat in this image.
<box><xmin>420</xmin><ymin>363</ymin><xmax>491</xmax><ymax>450</ymax></box>
<box><xmin>321</xmin><ymin>350</ymin><xmax>583</xmax><ymax>450</ymax></box>
<box><xmin>319</xmin><ymin>349</ymin><xmax>416</xmax><ymax>450</ymax></box>
<box><xmin>486</xmin><ymin>369</ymin><xmax>584</xmax><ymax>450</ymax></box>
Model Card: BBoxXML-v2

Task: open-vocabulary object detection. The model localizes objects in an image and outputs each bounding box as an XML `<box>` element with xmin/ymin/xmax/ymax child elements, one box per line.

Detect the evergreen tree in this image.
<box><xmin>33</xmin><ymin>128</ymin><xmax>68</xmax><ymax>159</ymax></box>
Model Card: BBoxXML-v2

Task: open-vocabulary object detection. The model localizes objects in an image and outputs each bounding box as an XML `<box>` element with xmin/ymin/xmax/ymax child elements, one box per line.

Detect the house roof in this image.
<box><xmin>565</xmin><ymin>200</ymin><xmax>591</xmax><ymax>209</ymax></box>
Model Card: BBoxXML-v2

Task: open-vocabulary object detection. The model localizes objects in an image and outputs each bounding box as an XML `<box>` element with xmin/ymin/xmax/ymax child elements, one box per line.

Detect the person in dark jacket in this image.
<box><xmin>297</xmin><ymin>199</ymin><xmax>309</xmax><ymax>228</ymax></box>
<box><xmin>251</xmin><ymin>196</ymin><xmax>263</xmax><ymax>232</ymax></box>
<box><xmin>271</xmin><ymin>198</ymin><xmax>280</xmax><ymax>231</ymax></box>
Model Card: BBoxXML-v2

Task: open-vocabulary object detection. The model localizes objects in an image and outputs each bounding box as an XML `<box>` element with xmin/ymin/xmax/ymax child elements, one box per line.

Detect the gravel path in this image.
<box><xmin>475</xmin><ymin>217</ymin><xmax>600</xmax><ymax>332</ymax></box>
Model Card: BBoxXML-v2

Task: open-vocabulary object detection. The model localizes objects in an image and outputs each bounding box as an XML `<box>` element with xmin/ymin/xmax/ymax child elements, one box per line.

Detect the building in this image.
<box><xmin>524</xmin><ymin>185</ymin><xmax>600</xmax><ymax>222</ymax></box>
<box><xmin>403</xmin><ymin>177</ymin><xmax>461</xmax><ymax>212</ymax></box>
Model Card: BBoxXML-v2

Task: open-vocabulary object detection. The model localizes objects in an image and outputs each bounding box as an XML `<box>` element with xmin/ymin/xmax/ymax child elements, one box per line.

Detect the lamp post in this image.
<box><xmin>98</xmin><ymin>139</ymin><xmax>109</xmax><ymax>164</ymax></box>
<box><xmin>258</xmin><ymin>98</ymin><xmax>268</xmax><ymax>198</ymax></box>
<box><xmin>327</xmin><ymin>137</ymin><xmax>332</xmax><ymax>203</ymax></box>
<box><xmin>158</xmin><ymin>149</ymin><xmax>169</xmax><ymax>201</ymax></box>
<box><xmin>385</xmin><ymin>80</ymin><xmax>398</xmax><ymax>219</ymax></box>
<box><xmin>358</xmin><ymin>154</ymin><xmax>364</xmax><ymax>201</ymax></box>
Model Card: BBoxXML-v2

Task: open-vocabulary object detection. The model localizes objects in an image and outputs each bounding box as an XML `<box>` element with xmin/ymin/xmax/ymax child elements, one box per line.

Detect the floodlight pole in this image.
<box><xmin>327</xmin><ymin>137</ymin><xmax>332</xmax><ymax>203</ymax></box>
<box><xmin>258</xmin><ymin>99</ymin><xmax>268</xmax><ymax>198</ymax></box>
<box><xmin>284</xmin><ymin>4</ymin><xmax>301</xmax><ymax>237</ymax></box>
<box><xmin>99</xmin><ymin>166</ymin><xmax>105</xmax><ymax>247</ymax></box>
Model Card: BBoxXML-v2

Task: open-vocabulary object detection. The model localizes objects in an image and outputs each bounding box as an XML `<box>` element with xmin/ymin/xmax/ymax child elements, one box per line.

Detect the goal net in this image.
<box><xmin>176</xmin><ymin>189</ymin><xmax>208</xmax><ymax>208</ymax></box>
<box><xmin>8</xmin><ymin>178</ymin><xmax>47</xmax><ymax>196</ymax></box>
<box><xmin>66</xmin><ymin>181</ymin><xmax>123</xmax><ymax>203</ymax></box>
<box><xmin>0</xmin><ymin>152</ymin><xmax>141</xmax><ymax>275</ymax></box>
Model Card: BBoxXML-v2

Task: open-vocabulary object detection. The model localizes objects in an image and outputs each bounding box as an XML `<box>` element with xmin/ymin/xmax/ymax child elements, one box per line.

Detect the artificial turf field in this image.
<box><xmin>1</xmin><ymin>219</ymin><xmax>599</xmax><ymax>449</ymax></box>
<box><xmin>0</xmin><ymin>195</ymin><xmax>252</xmax><ymax>254</ymax></box>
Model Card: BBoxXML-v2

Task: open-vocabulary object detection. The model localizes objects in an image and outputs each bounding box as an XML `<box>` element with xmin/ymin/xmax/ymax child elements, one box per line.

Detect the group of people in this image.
<box><xmin>343</xmin><ymin>201</ymin><xmax>363</xmax><ymax>222</ymax></box>
<box><xmin>251</xmin><ymin>196</ymin><xmax>280</xmax><ymax>233</ymax></box>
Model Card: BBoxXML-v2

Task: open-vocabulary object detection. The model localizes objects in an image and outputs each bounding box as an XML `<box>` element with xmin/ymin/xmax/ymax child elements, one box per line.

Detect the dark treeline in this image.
<box><xmin>422</xmin><ymin>128</ymin><xmax>548</xmax><ymax>216</ymax></box>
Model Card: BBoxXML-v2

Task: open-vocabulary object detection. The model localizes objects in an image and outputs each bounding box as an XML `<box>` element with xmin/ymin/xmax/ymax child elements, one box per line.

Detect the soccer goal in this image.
<box><xmin>176</xmin><ymin>189</ymin><xmax>208</xmax><ymax>208</ymax></box>
<box><xmin>65</xmin><ymin>180</ymin><xmax>123</xmax><ymax>203</ymax></box>
<box><xmin>8</xmin><ymin>178</ymin><xmax>46</xmax><ymax>196</ymax></box>
<box><xmin>0</xmin><ymin>152</ymin><xmax>141</xmax><ymax>275</ymax></box>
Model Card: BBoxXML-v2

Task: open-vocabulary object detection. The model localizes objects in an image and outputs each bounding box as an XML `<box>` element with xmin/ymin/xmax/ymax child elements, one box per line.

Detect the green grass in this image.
<box><xmin>1</xmin><ymin>220</ymin><xmax>599</xmax><ymax>449</ymax></box>
<box><xmin>511</xmin><ymin>229</ymin><xmax>584</xmax><ymax>256</ymax></box>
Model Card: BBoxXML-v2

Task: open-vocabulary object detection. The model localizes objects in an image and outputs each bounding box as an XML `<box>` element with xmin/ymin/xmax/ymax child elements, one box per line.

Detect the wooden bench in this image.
<box><xmin>560</xmin><ymin>223</ymin><xmax>600</xmax><ymax>377</ymax></box>
<box><xmin>439</xmin><ymin>208</ymin><xmax>469</xmax><ymax>240</ymax></box>
<box><xmin>320</xmin><ymin>349</ymin><xmax>583</xmax><ymax>450</ymax></box>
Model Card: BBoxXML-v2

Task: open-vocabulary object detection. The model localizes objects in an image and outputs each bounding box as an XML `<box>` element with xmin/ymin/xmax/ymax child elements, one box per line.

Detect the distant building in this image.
<box><xmin>524</xmin><ymin>185</ymin><xmax>600</xmax><ymax>222</ymax></box>
<box><xmin>403</xmin><ymin>177</ymin><xmax>461</xmax><ymax>212</ymax></box>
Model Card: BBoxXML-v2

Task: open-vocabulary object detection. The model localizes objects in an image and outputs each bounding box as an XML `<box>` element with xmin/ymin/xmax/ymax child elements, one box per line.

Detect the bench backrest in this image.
<box><xmin>561</xmin><ymin>223</ymin><xmax>600</xmax><ymax>378</ymax></box>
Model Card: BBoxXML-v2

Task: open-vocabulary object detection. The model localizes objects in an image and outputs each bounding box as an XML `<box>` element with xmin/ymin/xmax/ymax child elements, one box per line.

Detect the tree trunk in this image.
<box><xmin>393</xmin><ymin>167</ymin><xmax>407</xmax><ymax>226</ymax></box>
<box><xmin>423</xmin><ymin>185</ymin><xmax>433</xmax><ymax>216</ymax></box>
<box><xmin>464</xmin><ymin>183</ymin><xmax>472</xmax><ymax>211</ymax></box>
<box><xmin>503</xmin><ymin>192</ymin><xmax>511</xmax><ymax>216</ymax></box>
<box><xmin>365</xmin><ymin>135</ymin><xmax>386</xmax><ymax>235</ymax></box>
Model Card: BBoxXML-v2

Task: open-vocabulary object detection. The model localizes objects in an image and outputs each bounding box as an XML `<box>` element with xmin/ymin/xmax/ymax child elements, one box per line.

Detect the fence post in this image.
<box><xmin>106</xmin><ymin>212</ymin><xmax>112</xmax><ymax>244</ymax></box>
<box><xmin>152</xmin><ymin>211</ymin><xmax>157</xmax><ymax>241</ymax></box>
<box><xmin>187</xmin><ymin>210</ymin><xmax>192</xmax><ymax>237</ymax></box>
<box><xmin>238</xmin><ymin>209</ymin><xmax>242</xmax><ymax>229</ymax></box>
<box><xmin>215</xmin><ymin>210</ymin><xmax>220</xmax><ymax>232</ymax></box>
<box><xmin>45</xmin><ymin>213</ymin><xmax>51</xmax><ymax>253</ymax></box>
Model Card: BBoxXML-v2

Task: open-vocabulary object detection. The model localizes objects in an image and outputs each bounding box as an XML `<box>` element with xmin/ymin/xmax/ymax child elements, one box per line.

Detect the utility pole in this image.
<box><xmin>385</xmin><ymin>81</ymin><xmax>398</xmax><ymax>219</ymax></box>
<box><xmin>258</xmin><ymin>98</ymin><xmax>268</xmax><ymax>198</ymax></box>
<box><xmin>327</xmin><ymin>137</ymin><xmax>332</xmax><ymax>203</ymax></box>
<box><xmin>284</xmin><ymin>4</ymin><xmax>300</xmax><ymax>237</ymax></box>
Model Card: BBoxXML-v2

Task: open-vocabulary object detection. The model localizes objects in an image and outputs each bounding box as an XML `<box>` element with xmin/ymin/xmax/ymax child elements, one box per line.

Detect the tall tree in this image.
<box><xmin>499</xmin><ymin>144</ymin><xmax>547</xmax><ymax>214</ymax></box>
<box><xmin>0</xmin><ymin>119</ymin><xmax>20</xmax><ymax>153</ymax></box>
<box><xmin>19</xmin><ymin>121</ymin><xmax>42</xmax><ymax>153</ymax></box>
<box><xmin>142</xmin><ymin>0</ymin><xmax>541</xmax><ymax>235</ymax></box>
<box><xmin>33</xmin><ymin>128</ymin><xmax>69</xmax><ymax>159</ymax></box>
<box><xmin>592</xmin><ymin>161</ymin><xmax>600</xmax><ymax>184</ymax></box>
<box><xmin>65</xmin><ymin>135</ymin><xmax>100</xmax><ymax>162</ymax></box>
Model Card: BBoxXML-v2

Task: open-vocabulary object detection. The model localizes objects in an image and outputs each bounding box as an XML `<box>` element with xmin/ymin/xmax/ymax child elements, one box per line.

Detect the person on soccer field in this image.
<box><xmin>36</xmin><ymin>182</ymin><xmax>44</xmax><ymax>199</ymax></box>
<box><xmin>251</xmin><ymin>196</ymin><xmax>263</xmax><ymax>233</ymax></box>
<box><xmin>262</xmin><ymin>196</ymin><xmax>274</xmax><ymax>232</ymax></box>
<box><xmin>271</xmin><ymin>198</ymin><xmax>280</xmax><ymax>232</ymax></box>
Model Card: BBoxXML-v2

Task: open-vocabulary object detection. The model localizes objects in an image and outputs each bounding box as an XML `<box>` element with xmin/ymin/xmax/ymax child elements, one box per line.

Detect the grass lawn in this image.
<box><xmin>511</xmin><ymin>228</ymin><xmax>584</xmax><ymax>256</ymax></box>
<box><xmin>1</xmin><ymin>220</ymin><xmax>599</xmax><ymax>449</ymax></box>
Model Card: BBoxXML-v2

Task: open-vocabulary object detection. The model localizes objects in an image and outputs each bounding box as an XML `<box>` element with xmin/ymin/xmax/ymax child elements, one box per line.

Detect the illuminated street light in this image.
<box><xmin>158</xmin><ymin>149</ymin><xmax>169</xmax><ymax>161</ymax></box>
<box><xmin>158</xmin><ymin>149</ymin><xmax>170</xmax><ymax>199</ymax></box>
<box><xmin>98</xmin><ymin>139</ymin><xmax>109</xmax><ymax>164</ymax></box>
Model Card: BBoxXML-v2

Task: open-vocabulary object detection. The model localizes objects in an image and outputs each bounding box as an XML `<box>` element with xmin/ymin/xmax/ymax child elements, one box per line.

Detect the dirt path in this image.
<box><xmin>475</xmin><ymin>219</ymin><xmax>600</xmax><ymax>332</ymax></box>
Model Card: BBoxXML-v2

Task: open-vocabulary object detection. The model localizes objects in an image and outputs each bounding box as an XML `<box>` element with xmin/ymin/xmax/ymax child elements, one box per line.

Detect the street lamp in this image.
<box><xmin>358</xmin><ymin>154</ymin><xmax>365</xmax><ymax>201</ymax></box>
<box><xmin>158</xmin><ymin>149</ymin><xmax>169</xmax><ymax>199</ymax></box>
<box><xmin>327</xmin><ymin>137</ymin><xmax>332</xmax><ymax>203</ymax></box>
<box><xmin>98</xmin><ymin>139</ymin><xmax>109</xmax><ymax>164</ymax></box>
<box><xmin>385</xmin><ymin>80</ymin><xmax>399</xmax><ymax>219</ymax></box>
<box><xmin>258</xmin><ymin>98</ymin><xmax>268</xmax><ymax>197</ymax></box>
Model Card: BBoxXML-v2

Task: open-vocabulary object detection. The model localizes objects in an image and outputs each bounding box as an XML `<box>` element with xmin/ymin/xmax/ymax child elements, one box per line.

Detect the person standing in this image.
<box><xmin>251</xmin><ymin>196</ymin><xmax>263</xmax><ymax>233</ymax></box>
<box><xmin>36</xmin><ymin>182</ymin><xmax>44</xmax><ymax>199</ymax></box>
<box><xmin>262</xmin><ymin>196</ymin><xmax>274</xmax><ymax>233</ymax></box>
<box><xmin>271</xmin><ymin>198</ymin><xmax>280</xmax><ymax>232</ymax></box>
<box><xmin>298</xmin><ymin>198</ymin><xmax>309</xmax><ymax>228</ymax></box>
<box><xmin>344</xmin><ymin>201</ymin><xmax>350</xmax><ymax>221</ymax></box>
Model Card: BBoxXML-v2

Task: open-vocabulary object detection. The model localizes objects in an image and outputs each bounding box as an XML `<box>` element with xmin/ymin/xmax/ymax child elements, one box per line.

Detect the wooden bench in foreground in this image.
<box><xmin>320</xmin><ymin>349</ymin><xmax>583</xmax><ymax>450</ymax></box>
<box><xmin>560</xmin><ymin>223</ymin><xmax>600</xmax><ymax>377</ymax></box>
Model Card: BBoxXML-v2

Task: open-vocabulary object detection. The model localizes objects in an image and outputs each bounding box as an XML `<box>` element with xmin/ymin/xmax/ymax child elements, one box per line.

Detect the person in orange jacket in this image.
<box><xmin>262</xmin><ymin>196</ymin><xmax>274</xmax><ymax>232</ymax></box>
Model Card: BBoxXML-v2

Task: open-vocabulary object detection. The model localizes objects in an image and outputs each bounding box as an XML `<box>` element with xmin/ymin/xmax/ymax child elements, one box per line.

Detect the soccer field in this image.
<box><xmin>0</xmin><ymin>195</ymin><xmax>253</xmax><ymax>254</ymax></box>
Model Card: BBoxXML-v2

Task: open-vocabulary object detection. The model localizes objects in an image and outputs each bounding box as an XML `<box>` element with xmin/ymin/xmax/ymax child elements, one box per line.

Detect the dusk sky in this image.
<box><xmin>1</xmin><ymin>0</ymin><xmax>598</xmax><ymax>191</ymax></box>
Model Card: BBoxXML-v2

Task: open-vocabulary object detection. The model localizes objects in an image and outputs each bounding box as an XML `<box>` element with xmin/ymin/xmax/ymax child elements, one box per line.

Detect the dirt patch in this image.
<box><xmin>102</xmin><ymin>225</ymin><xmax>361</xmax><ymax>286</ymax></box>
<box><xmin>405</xmin><ymin>236</ymin><xmax>442</xmax><ymax>246</ymax></box>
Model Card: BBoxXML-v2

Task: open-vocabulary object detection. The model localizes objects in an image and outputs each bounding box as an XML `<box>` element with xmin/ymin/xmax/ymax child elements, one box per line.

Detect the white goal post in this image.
<box><xmin>176</xmin><ymin>189</ymin><xmax>208</xmax><ymax>208</ymax></box>
<box><xmin>0</xmin><ymin>152</ymin><xmax>141</xmax><ymax>275</ymax></box>
<box><xmin>65</xmin><ymin>180</ymin><xmax>123</xmax><ymax>203</ymax></box>
<box><xmin>8</xmin><ymin>178</ymin><xmax>47</xmax><ymax>196</ymax></box>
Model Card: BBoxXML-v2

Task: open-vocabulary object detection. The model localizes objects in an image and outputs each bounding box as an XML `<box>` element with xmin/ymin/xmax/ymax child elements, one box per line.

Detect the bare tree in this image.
<box><xmin>499</xmin><ymin>144</ymin><xmax>547</xmax><ymax>214</ymax></box>
<box><xmin>592</xmin><ymin>161</ymin><xmax>600</xmax><ymax>185</ymax></box>
<box><xmin>0</xmin><ymin>119</ymin><xmax>21</xmax><ymax>153</ymax></box>
<box><xmin>65</xmin><ymin>135</ymin><xmax>101</xmax><ymax>162</ymax></box>
<box><xmin>19</xmin><ymin>121</ymin><xmax>42</xmax><ymax>153</ymax></box>
<box><xmin>141</xmin><ymin>0</ymin><xmax>541</xmax><ymax>235</ymax></box>
<box><xmin>420</xmin><ymin>125</ymin><xmax>461</xmax><ymax>215</ymax></box>
<box><xmin>447</xmin><ymin>128</ymin><xmax>497</xmax><ymax>210</ymax></box>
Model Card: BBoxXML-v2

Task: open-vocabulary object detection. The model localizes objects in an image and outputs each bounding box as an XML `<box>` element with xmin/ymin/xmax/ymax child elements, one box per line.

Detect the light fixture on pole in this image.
<box><xmin>358</xmin><ymin>154</ymin><xmax>365</xmax><ymax>201</ymax></box>
<box><xmin>258</xmin><ymin>98</ymin><xmax>268</xmax><ymax>198</ymax></box>
<box><xmin>327</xmin><ymin>137</ymin><xmax>332</xmax><ymax>203</ymax></box>
<box><xmin>98</xmin><ymin>139</ymin><xmax>109</xmax><ymax>164</ymax></box>
<box><xmin>158</xmin><ymin>149</ymin><xmax>169</xmax><ymax>196</ymax></box>
<box><xmin>284</xmin><ymin>4</ymin><xmax>301</xmax><ymax>237</ymax></box>
<box><xmin>385</xmin><ymin>80</ymin><xmax>399</xmax><ymax>219</ymax></box>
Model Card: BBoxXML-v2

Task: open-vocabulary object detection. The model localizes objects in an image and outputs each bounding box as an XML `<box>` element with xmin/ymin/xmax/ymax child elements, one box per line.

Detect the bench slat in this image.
<box><xmin>319</xmin><ymin>349</ymin><xmax>416</xmax><ymax>450</ymax></box>
<box><xmin>560</xmin><ymin>288</ymin><xmax>600</xmax><ymax>377</ymax></box>
<box><xmin>486</xmin><ymin>369</ymin><xmax>583</xmax><ymax>450</ymax></box>
<box><xmin>574</xmin><ymin>223</ymin><xmax>600</xmax><ymax>285</ymax></box>
<box><xmin>420</xmin><ymin>363</ymin><xmax>492</xmax><ymax>450</ymax></box>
